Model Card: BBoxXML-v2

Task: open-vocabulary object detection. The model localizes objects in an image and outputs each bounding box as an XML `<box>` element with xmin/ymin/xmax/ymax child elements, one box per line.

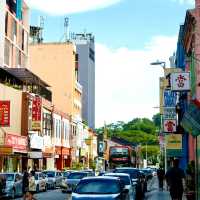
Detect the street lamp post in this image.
<box><xmin>150</xmin><ymin>60</ymin><xmax>167</xmax><ymax>173</ymax></box>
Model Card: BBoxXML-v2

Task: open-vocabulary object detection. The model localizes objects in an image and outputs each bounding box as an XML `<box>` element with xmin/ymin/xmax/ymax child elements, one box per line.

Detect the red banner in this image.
<box><xmin>0</xmin><ymin>101</ymin><xmax>10</xmax><ymax>126</ymax></box>
<box><xmin>5</xmin><ymin>134</ymin><xmax>27</xmax><ymax>152</ymax></box>
<box><xmin>32</xmin><ymin>97</ymin><xmax>41</xmax><ymax>130</ymax></box>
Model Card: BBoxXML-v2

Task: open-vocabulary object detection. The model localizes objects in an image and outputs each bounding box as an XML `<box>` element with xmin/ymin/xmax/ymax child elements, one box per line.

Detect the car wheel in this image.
<box><xmin>11</xmin><ymin>188</ymin><xmax>15</xmax><ymax>199</ymax></box>
<box><xmin>36</xmin><ymin>184</ymin><xmax>40</xmax><ymax>193</ymax></box>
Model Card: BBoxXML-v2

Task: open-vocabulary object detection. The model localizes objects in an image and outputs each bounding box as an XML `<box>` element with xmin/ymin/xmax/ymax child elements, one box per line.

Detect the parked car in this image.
<box><xmin>62</xmin><ymin>170</ymin><xmax>77</xmax><ymax>180</ymax></box>
<box><xmin>61</xmin><ymin>171</ymin><xmax>94</xmax><ymax>192</ymax></box>
<box><xmin>104</xmin><ymin>173</ymin><xmax>135</xmax><ymax>200</ymax></box>
<box><xmin>34</xmin><ymin>172</ymin><xmax>48</xmax><ymax>192</ymax></box>
<box><xmin>140</xmin><ymin>168</ymin><xmax>153</xmax><ymax>180</ymax></box>
<box><xmin>68</xmin><ymin>176</ymin><xmax>129</xmax><ymax>200</ymax></box>
<box><xmin>0</xmin><ymin>173</ymin><xmax>23</xmax><ymax>199</ymax></box>
<box><xmin>43</xmin><ymin>170</ymin><xmax>63</xmax><ymax>189</ymax></box>
<box><xmin>113</xmin><ymin>167</ymin><xmax>146</xmax><ymax>198</ymax></box>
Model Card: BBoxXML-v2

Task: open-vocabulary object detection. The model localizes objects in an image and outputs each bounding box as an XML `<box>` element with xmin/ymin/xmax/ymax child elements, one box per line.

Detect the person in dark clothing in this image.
<box><xmin>157</xmin><ymin>167</ymin><xmax>165</xmax><ymax>190</ymax></box>
<box><xmin>22</xmin><ymin>168</ymin><xmax>29</xmax><ymax>200</ymax></box>
<box><xmin>165</xmin><ymin>159</ymin><xmax>185</xmax><ymax>200</ymax></box>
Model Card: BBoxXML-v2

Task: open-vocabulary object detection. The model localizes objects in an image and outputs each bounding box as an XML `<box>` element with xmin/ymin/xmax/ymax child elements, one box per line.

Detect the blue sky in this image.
<box><xmin>25</xmin><ymin>0</ymin><xmax>195</xmax><ymax>127</ymax></box>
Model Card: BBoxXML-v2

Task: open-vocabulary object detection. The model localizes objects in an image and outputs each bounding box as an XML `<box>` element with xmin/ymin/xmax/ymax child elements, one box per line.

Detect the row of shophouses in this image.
<box><xmin>0</xmin><ymin>0</ymin><xmax>97</xmax><ymax>173</ymax></box>
<box><xmin>159</xmin><ymin>0</ymin><xmax>200</xmax><ymax>198</ymax></box>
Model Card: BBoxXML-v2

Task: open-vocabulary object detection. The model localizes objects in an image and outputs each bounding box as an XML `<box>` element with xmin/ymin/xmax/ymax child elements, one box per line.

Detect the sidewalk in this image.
<box><xmin>145</xmin><ymin>176</ymin><xmax>186</xmax><ymax>200</ymax></box>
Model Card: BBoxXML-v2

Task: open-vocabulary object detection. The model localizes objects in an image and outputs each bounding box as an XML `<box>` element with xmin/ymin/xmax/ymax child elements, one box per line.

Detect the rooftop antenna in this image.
<box><xmin>39</xmin><ymin>16</ymin><xmax>44</xmax><ymax>43</ymax></box>
<box><xmin>64</xmin><ymin>17</ymin><xmax>69</xmax><ymax>42</ymax></box>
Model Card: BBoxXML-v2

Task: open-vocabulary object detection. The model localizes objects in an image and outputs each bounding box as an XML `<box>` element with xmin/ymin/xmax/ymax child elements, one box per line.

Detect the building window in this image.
<box><xmin>43</xmin><ymin>113</ymin><xmax>52</xmax><ymax>136</ymax></box>
<box><xmin>89</xmin><ymin>48</ymin><xmax>95</xmax><ymax>62</ymax></box>
<box><xmin>5</xmin><ymin>12</ymin><xmax>8</xmax><ymax>36</ymax></box>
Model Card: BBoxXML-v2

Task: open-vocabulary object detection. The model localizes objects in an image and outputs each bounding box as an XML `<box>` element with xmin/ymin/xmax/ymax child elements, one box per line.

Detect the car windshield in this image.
<box><xmin>5</xmin><ymin>174</ymin><xmax>14</xmax><ymax>181</ymax></box>
<box><xmin>44</xmin><ymin>171</ymin><xmax>55</xmax><ymax>177</ymax></box>
<box><xmin>68</xmin><ymin>173</ymin><xmax>87</xmax><ymax>179</ymax></box>
<box><xmin>114</xmin><ymin>169</ymin><xmax>139</xmax><ymax>179</ymax></box>
<box><xmin>106</xmin><ymin>175</ymin><xmax>130</xmax><ymax>185</ymax></box>
<box><xmin>75</xmin><ymin>179</ymin><xmax>121</xmax><ymax>194</ymax></box>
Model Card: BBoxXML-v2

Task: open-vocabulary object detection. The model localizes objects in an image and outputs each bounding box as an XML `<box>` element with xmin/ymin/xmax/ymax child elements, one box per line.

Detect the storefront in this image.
<box><xmin>55</xmin><ymin>146</ymin><xmax>62</xmax><ymax>170</ymax></box>
<box><xmin>28</xmin><ymin>133</ymin><xmax>44</xmax><ymax>171</ymax></box>
<box><xmin>43</xmin><ymin>147</ymin><xmax>54</xmax><ymax>170</ymax></box>
<box><xmin>62</xmin><ymin>147</ymin><xmax>71</xmax><ymax>168</ymax></box>
<box><xmin>0</xmin><ymin>133</ymin><xmax>28</xmax><ymax>172</ymax></box>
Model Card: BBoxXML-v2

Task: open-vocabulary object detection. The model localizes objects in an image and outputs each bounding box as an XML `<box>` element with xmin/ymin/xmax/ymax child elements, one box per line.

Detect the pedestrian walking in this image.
<box><xmin>22</xmin><ymin>168</ymin><xmax>29</xmax><ymax>200</ymax></box>
<box><xmin>157</xmin><ymin>166</ymin><xmax>165</xmax><ymax>190</ymax></box>
<box><xmin>165</xmin><ymin>159</ymin><xmax>185</xmax><ymax>200</ymax></box>
<box><xmin>28</xmin><ymin>170</ymin><xmax>37</xmax><ymax>200</ymax></box>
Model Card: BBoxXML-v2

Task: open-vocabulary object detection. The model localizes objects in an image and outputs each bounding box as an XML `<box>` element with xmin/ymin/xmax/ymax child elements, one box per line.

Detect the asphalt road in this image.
<box><xmin>15</xmin><ymin>189</ymin><xmax>69</xmax><ymax>200</ymax></box>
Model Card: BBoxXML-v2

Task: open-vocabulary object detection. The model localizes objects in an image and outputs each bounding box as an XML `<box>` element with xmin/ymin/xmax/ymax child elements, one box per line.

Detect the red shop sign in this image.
<box><xmin>32</xmin><ymin>97</ymin><xmax>41</xmax><ymax>121</ymax></box>
<box><xmin>5</xmin><ymin>134</ymin><xmax>27</xmax><ymax>152</ymax></box>
<box><xmin>0</xmin><ymin>101</ymin><xmax>10</xmax><ymax>126</ymax></box>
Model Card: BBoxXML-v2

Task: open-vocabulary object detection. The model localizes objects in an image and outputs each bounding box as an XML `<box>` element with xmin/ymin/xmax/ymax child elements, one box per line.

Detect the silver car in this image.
<box><xmin>61</xmin><ymin>171</ymin><xmax>94</xmax><ymax>192</ymax></box>
<box><xmin>104</xmin><ymin>173</ymin><xmax>135</xmax><ymax>200</ymax></box>
<box><xmin>43</xmin><ymin>170</ymin><xmax>63</xmax><ymax>189</ymax></box>
<box><xmin>0</xmin><ymin>173</ymin><xmax>23</xmax><ymax>199</ymax></box>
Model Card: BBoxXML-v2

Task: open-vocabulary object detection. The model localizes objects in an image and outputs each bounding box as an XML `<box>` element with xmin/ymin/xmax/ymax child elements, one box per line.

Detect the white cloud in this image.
<box><xmin>25</xmin><ymin>0</ymin><xmax>122</xmax><ymax>15</ymax></box>
<box><xmin>172</xmin><ymin>0</ymin><xmax>194</xmax><ymax>5</ymax></box>
<box><xmin>95</xmin><ymin>35</ymin><xmax>177</xmax><ymax>127</ymax></box>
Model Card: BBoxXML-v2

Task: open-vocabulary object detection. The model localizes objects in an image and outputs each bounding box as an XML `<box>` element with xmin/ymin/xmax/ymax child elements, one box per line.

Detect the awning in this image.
<box><xmin>181</xmin><ymin>102</ymin><xmax>200</xmax><ymax>136</ymax></box>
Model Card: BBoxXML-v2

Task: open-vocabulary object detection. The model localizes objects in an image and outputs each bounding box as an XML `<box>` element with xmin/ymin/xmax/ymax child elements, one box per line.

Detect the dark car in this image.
<box><xmin>70</xmin><ymin>176</ymin><xmax>129</xmax><ymax>200</ymax></box>
<box><xmin>113</xmin><ymin>167</ymin><xmax>146</xmax><ymax>198</ymax></box>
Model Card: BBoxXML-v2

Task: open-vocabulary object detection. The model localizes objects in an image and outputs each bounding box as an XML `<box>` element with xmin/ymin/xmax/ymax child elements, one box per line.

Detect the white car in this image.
<box><xmin>34</xmin><ymin>172</ymin><xmax>48</xmax><ymax>192</ymax></box>
<box><xmin>104</xmin><ymin>173</ymin><xmax>135</xmax><ymax>200</ymax></box>
<box><xmin>43</xmin><ymin>171</ymin><xmax>63</xmax><ymax>189</ymax></box>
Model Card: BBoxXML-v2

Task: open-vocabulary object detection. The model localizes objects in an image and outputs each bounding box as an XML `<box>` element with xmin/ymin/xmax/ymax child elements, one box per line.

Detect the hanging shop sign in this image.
<box><xmin>163</xmin><ymin>90</ymin><xmax>177</xmax><ymax>107</ymax></box>
<box><xmin>163</xmin><ymin>107</ymin><xmax>176</xmax><ymax>120</ymax></box>
<box><xmin>163</xmin><ymin>119</ymin><xmax>177</xmax><ymax>133</ymax></box>
<box><xmin>166</xmin><ymin>134</ymin><xmax>182</xmax><ymax>157</ymax></box>
<box><xmin>29</xmin><ymin>134</ymin><xmax>44</xmax><ymax>150</ymax></box>
<box><xmin>0</xmin><ymin>101</ymin><xmax>10</xmax><ymax>126</ymax></box>
<box><xmin>5</xmin><ymin>133</ymin><xmax>27</xmax><ymax>153</ymax></box>
<box><xmin>171</xmin><ymin>72</ymin><xmax>190</xmax><ymax>91</ymax></box>
<box><xmin>0</xmin><ymin>145</ymin><xmax>13</xmax><ymax>155</ymax></box>
<box><xmin>31</xmin><ymin>97</ymin><xmax>42</xmax><ymax>130</ymax></box>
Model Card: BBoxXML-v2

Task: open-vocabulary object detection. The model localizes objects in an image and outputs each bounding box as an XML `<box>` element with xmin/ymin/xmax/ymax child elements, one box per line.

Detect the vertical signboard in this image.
<box><xmin>0</xmin><ymin>101</ymin><xmax>10</xmax><ymax>126</ymax></box>
<box><xmin>31</xmin><ymin>97</ymin><xmax>41</xmax><ymax>130</ymax></box>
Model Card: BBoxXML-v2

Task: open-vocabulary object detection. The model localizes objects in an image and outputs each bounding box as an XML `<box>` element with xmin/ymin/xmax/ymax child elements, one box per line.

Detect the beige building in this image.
<box><xmin>29</xmin><ymin>43</ymin><xmax>82</xmax><ymax>119</ymax></box>
<box><xmin>29</xmin><ymin>42</ymin><xmax>83</xmax><ymax>164</ymax></box>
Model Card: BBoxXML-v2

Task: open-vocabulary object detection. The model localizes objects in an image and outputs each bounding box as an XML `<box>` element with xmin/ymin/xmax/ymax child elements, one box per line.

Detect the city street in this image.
<box><xmin>15</xmin><ymin>189</ymin><xmax>68</xmax><ymax>200</ymax></box>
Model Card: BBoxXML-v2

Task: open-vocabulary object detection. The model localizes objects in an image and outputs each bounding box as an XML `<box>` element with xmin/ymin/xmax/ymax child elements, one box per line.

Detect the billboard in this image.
<box><xmin>163</xmin><ymin>90</ymin><xmax>177</xmax><ymax>107</ymax></box>
<box><xmin>166</xmin><ymin>134</ymin><xmax>182</xmax><ymax>157</ymax></box>
<box><xmin>163</xmin><ymin>107</ymin><xmax>176</xmax><ymax>120</ymax></box>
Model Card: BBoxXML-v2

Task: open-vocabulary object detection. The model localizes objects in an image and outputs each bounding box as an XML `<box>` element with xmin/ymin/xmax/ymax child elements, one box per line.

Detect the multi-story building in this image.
<box><xmin>29</xmin><ymin>42</ymin><xmax>83</xmax><ymax>165</ymax></box>
<box><xmin>0</xmin><ymin>0</ymin><xmax>29</xmax><ymax>68</ymax></box>
<box><xmin>72</xmin><ymin>33</ymin><xmax>95</xmax><ymax>129</ymax></box>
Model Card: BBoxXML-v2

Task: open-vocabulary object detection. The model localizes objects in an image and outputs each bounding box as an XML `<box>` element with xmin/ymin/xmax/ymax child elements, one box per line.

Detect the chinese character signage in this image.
<box><xmin>163</xmin><ymin>107</ymin><xmax>176</xmax><ymax>120</ymax></box>
<box><xmin>31</xmin><ymin>97</ymin><xmax>41</xmax><ymax>130</ymax></box>
<box><xmin>163</xmin><ymin>119</ymin><xmax>177</xmax><ymax>133</ymax></box>
<box><xmin>171</xmin><ymin>72</ymin><xmax>190</xmax><ymax>91</ymax></box>
<box><xmin>163</xmin><ymin>90</ymin><xmax>177</xmax><ymax>107</ymax></box>
<box><xmin>0</xmin><ymin>101</ymin><xmax>10</xmax><ymax>126</ymax></box>
<box><xmin>5</xmin><ymin>133</ymin><xmax>27</xmax><ymax>153</ymax></box>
